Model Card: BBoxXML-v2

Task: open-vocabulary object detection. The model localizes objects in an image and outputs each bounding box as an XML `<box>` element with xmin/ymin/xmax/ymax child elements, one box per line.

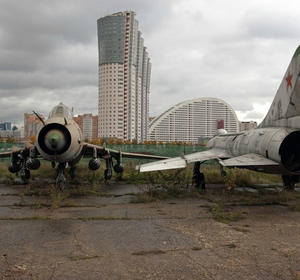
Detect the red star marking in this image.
<box><xmin>286</xmin><ymin>72</ymin><xmax>293</xmax><ymax>90</ymax></box>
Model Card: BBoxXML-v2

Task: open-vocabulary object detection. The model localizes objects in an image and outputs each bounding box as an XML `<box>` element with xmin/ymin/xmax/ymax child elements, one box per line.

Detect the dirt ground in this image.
<box><xmin>0</xmin><ymin>183</ymin><xmax>300</xmax><ymax>280</ymax></box>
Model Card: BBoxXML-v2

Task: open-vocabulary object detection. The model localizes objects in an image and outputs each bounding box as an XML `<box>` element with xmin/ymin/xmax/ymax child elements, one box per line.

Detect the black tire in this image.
<box><xmin>282</xmin><ymin>175</ymin><xmax>295</xmax><ymax>191</ymax></box>
<box><xmin>21</xmin><ymin>169</ymin><xmax>30</xmax><ymax>184</ymax></box>
<box><xmin>199</xmin><ymin>173</ymin><xmax>206</xmax><ymax>190</ymax></box>
<box><xmin>104</xmin><ymin>169</ymin><xmax>112</xmax><ymax>180</ymax></box>
<box><xmin>56</xmin><ymin>175</ymin><xmax>66</xmax><ymax>191</ymax></box>
<box><xmin>221</xmin><ymin>170</ymin><xmax>227</xmax><ymax>177</ymax></box>
<box><xmin>69</xmin><ymin>167</ymin><xmax>77</xmax><ymax>179</ymax></box>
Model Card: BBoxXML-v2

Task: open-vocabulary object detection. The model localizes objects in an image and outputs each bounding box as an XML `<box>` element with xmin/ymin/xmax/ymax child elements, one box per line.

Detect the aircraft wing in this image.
<box><xmin>137</xmin><ymin>148</ymin><xmax>232</xmax><ymax>172</ymax></box>
<box><xmin>0</xmin><ymin>151</ymin><xmax>12</xmax><ymax>158</ymax></box>
<box><xmin>83</xmin><ymin>143</ymin><xmax>169</xmax><ymax>160</ymax></box>
<box><xmin>0</xmin><ymin>146</ymin><xmax>24</xmax><ymax>158</ymax></box>
<box><xmin>220</xmin><ymin>153</ymin><xmax>279</xmax><ymax>167</ymax></box>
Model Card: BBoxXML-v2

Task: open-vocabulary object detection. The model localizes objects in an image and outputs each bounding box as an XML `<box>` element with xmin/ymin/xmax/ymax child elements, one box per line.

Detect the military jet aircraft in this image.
<box><xmin>0</xmin><ymin>103</ymin><xmax>167</xmax><ymax>189</ymax></box>
<box><xmin>137</xmin><ymin>46</ymin><xmax>300</xmax><ymax>190</ymax></box>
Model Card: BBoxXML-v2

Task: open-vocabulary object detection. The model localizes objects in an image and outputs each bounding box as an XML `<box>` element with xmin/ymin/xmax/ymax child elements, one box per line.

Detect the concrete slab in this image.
<box><xmin>0</xmin><ymin>183</ymin><xmax>300</xmax><ymax>279</ymax></box>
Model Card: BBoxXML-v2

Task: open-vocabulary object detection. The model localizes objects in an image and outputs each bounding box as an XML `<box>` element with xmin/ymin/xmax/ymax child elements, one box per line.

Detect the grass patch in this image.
<box><xmin>132</xmin><ymin>249</ymin><xmax>166</xmax><ymax>256</ymax></box>
<box><xmin>225</xmin><ymin>243</ymin><xmax>237</xmax><ymax>249</ymax></box>
<box><xmin>0</xmin><ymin>161</ymin><xmax>284</xmax><ymax>189</ymax></box>
<box><xmin>131</xmin><ymin>193</ymin><xmax>157</xmax><ymax>203</ymax></box>
<box><xmin>13</xmin><ymin>202</ymin><xmax>50</xmax><ymax>209</ymax></box>
<box><xmin>0</xmin><ymin>216</ymin><xmax>137</xmax><ymax>221</ymax></box>
<box><xmin>288</xmin><ymin>204</ymin><xmax>300</xmax><ymax>211</ymax></box>
<box><xmin>198</xmin><ymin>188</ymin><xmax>300</xmax><ymax>207</ymax></box>
<box><xmin>69</xmin><ymin>255</ymin><xmax>101</xmax><ymax>261</ymax></box>
<box><xmin>79</xmin><ymin>216</ymin><xmax>136</xmax><ymax>221</ymax></box>
<box><xmin>12</xmin><ymin>202</ymin><xmax>106</xmax><ymax>209</ymax></box>
<box><xmin>209</xmin><ymin>204</ymin><xmax>244</xmax><ymax>224</ymax></box>
<box><xmin>232</xmin><ymin>226</ymin><xmax>250</xmax><ymax>233</ymax></box>
<box><xmin>60</xmin><ymin>203</ymin><xmax>106</xmax><ymax>208</ymax></box>
<box><xmin>192</xmin><ymin>246</ymin><xmax>202</xmax><ymax>251</ymax></box>
<box><xmin>0</xmin><ymin>216</ymin><xmax>52</xmax><ymax>220</ymax></box>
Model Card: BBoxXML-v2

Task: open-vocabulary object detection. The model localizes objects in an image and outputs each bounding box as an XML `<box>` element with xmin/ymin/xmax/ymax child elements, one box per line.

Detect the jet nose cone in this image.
<box><xmin>44</xmin><ymin>130</ymin><xmax>66</xmax><ymax>152</ymax></box>
<box><xmin>49</xmin><ymin>133</ymin><xmax>60</xmax><ymax>148</ymax></box>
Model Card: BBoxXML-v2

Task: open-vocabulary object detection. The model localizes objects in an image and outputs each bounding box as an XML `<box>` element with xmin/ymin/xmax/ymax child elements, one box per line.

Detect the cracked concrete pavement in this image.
<box><xmin>0</xmin><ymin>183</ymin><xmax>300</xmax><ymax>279</ymax></box>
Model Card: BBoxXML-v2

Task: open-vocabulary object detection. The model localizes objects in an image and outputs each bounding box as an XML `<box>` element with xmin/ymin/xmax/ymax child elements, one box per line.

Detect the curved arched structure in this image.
<box><xmin>149</xmin><ymin>97</ymin><xmax>239</xmax><ymax>143</ymax></box>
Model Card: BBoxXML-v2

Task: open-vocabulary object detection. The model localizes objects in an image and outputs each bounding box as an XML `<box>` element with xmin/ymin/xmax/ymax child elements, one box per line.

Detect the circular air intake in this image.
<box><xmin>38</xmin><ymin>123</ymin><xmax>71</xmax><ymax>155</ymax></box>
<box><xmin>279</xmin><ymin>131</ymin><xmax>300</xmax><ymax>172</ymax></box>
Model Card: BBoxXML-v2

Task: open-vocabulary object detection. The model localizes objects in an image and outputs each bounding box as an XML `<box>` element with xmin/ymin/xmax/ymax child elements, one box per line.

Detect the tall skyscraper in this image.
<box><xmin>0</xmin><ymin>122</ymin><xmax>12</xmax><ymax>131</ymax></box>
<box><xmin>97</xmin><ymin>11</ymin><xmax>151</xmax><ymax>142</ymax></box>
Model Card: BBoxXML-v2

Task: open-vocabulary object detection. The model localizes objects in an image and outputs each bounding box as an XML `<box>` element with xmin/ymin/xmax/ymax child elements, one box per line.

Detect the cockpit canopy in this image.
<box><xmin>215</xmin><ymin>129</ymin><xmax>228</xmax><ymax>136</ymax></box>
<box><xmin>49</xmin><ymin>102</ymin><xmax>72</xmax><ymax>119</ymax></box>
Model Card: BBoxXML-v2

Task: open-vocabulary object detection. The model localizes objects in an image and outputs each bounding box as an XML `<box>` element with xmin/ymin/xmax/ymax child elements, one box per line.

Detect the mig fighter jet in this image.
<box><xmin>0</xmin><ymin>103</ymin><xmax>167</xmax><ymax>189</ymax></box>
<box><xmin>137</xmin><ymin>46</ymin><xmax>300</xmax><ymax>190</ymax></box>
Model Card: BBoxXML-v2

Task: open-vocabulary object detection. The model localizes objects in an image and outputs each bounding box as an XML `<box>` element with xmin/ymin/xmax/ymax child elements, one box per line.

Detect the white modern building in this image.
<box><xmin>149</xmin><ymin>97</ymin><xmax>240</xmax><ymax>143</ymax></box>
<box><xmin>97</xmin><ymin>11</ymin><xmax>151</xmax><ymax>142</ymax></box>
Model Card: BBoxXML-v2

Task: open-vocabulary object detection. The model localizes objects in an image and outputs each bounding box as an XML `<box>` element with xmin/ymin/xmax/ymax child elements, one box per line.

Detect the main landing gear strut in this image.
<box><xmin>282</xmin><ymin>175</ymin><xmax>299</xmax><ymax>191</ymax></box>
<box><xmin>104</xmin><ymin>158</ymin><xmax>113</xmax><ymax>181</ymax></box>
<box><xmin>55</xmin><ymin>162</ymin><xmax>67</xmax><ymax>191</ymax></box>
<box><xmin>192</xmin><ymin>161</ymin><xmax>206</xmax><ymax>190</ymax></box>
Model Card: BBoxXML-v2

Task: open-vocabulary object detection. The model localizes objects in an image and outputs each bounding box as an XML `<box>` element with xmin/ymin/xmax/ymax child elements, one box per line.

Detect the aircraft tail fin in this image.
<box><xmin>259</xmin><ymin>46</ymin><xmax>300</xmax><ymax>129</ymax></box>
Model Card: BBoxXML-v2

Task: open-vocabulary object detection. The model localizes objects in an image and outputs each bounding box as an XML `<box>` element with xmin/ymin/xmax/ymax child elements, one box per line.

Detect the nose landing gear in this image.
<box><xmin>282</xmin><ymin>175</ymin><xmax>299</xmax><ymax>191</ymax></box>
<box><xmin>55</xmin><ymin>162</ymin><xmax>67</xmax><ymax>191</ymax></box>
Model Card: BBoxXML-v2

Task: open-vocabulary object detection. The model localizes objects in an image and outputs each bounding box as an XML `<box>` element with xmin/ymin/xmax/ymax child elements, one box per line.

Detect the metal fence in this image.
<box><xmin>0</xmin><ymin>143</ymin><xmax>23</xmax><ymax>152</ymax></box>
<box><xmin>0</xmin><ymin>143</ymin><xmax>206</xmax><ymax>157</ymax></box>
<box><xmin>105</xmin><ymin>144</ymin><xmax>206</xmax><ymax>157</ymax></box>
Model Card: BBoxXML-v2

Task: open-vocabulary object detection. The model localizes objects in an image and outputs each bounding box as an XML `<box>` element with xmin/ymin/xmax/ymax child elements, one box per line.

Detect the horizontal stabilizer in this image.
<box><xmin>138</xmin><ymin>157</ymin><xmax>187</xmax><ymax>172</ymax></box>
<box><xmin>138</xmin><ymin>148</ymin><xmax>232</xmax><ymax>172</ymax></box>
<box><xmin>220</xmin><ymin>153</ymin><xmax>279</xmax><ymax>167</ymax></box>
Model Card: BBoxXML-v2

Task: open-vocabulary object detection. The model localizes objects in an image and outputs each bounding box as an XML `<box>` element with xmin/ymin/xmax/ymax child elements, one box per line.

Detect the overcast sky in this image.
<box><xmin>0</xmin><ymin>0</ymin><xmax>300</xmax><ymax>127</ymax></box>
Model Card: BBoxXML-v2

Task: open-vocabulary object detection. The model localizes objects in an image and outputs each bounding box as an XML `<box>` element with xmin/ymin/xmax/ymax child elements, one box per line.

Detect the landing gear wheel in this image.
<box><xmin>21</xmin><ymin>169</ymin><xmax>30</xmax><ymax>184</ymax></box>
<box><xmin>56</xmin><ymin>175</ymin><xmax>66</xmax><ymax>191</ymax></box>
<box><xmin>69</xmin><ymin>166</ymin><xmax>77</xmax><ymax>179</ymax></box>
<box><xmin>221</xmin><ymin>170</ymin><xmax>227</xmax><ymax>177</ymax></box>
<box><xmin>104</xmin><ymin>169</ymin><xmax>112</xmax><ymax>181</ymax></box>
<box><xmin>199</xmin><ymin>173</ymin><xmax>206</xmax><ymax>190</ymax></box>
<box><xmin>55</xmin><ymin>163</ymin><xmax>67</xmax><ymax>191</ymax></box>
<box><xmin>282</xmin><ymin>175</ymin><xmax>298</xmax><ymax>191</ymax></box>
<box><xmin>192</xmin><ymin>162</ymin><xmax>206</xmax><ymax>191</ymax></box>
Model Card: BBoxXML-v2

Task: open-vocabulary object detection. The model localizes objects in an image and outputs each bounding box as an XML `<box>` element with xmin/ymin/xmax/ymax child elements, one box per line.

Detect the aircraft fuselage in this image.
<box><xmin>36</xmin><ymin>117</ymin><xmax>84</xmax><ymax>165</ymax></box>
<box><xmin>207</xmin><ymin>127</ymin><xmax>300</xmax><ymax>175</ymax></box>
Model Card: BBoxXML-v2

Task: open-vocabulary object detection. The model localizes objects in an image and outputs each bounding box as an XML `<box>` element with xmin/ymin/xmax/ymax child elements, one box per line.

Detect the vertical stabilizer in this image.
<box><xmin>259</xmin><ymin>46</ymin><xmax>300</xmax><ymax>129</ymax></box>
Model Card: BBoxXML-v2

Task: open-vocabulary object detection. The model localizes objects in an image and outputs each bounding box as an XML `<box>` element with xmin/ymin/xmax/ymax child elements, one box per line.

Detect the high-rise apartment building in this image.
<box><xmin>0</xmin><ymin>122</ymin><xmax>12</xmax><ymax>131</ymax></box>
<box><xmin>97</xmin><ymin>11</ymin><xmax>151</xmax><ymax>142</ymax></box>
<box><xmin>73</xmin><ymin>114</ymin><xmax>98</xmax><ymax>141</ymax></box>
<box><xmin>24</xmin><ymin>113</ymin><xmax>45</xmax><ymax>138</ymax></box>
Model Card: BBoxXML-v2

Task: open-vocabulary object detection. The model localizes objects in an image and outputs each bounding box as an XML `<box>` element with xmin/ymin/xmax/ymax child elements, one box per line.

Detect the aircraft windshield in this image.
<box><xmin>49</xmin><ymin>103</ymin><xmax>72</xmax><ymax>119</ymax></box>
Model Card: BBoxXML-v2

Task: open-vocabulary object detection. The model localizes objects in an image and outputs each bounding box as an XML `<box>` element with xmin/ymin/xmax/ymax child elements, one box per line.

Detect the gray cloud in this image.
<box><xmin>0</xmin><ymin>0</ymin><xmax>300</xmax><ymax>127</ymax></box>
<box><xmin>244</xmin><ymin>111</ymin><xmax>264</xmax><ymax>120</ymax></box>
